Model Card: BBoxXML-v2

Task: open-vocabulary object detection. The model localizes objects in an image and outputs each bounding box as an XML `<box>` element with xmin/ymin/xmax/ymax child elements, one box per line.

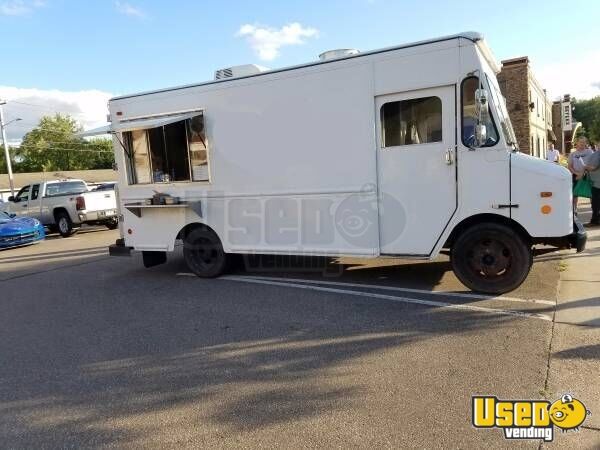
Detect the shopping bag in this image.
<box><xmin>573</xmin><ymin>175</ymin><xmax>593</xmax><ymax>198</ymax></box>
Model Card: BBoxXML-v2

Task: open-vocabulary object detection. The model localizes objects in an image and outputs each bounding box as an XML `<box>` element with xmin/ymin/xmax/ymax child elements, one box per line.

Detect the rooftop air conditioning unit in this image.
<box><xmin>318</xmin><ymin>49</ymin><xmax>360</xmax><ymax>61</ymax></box>
<box><xmin>214</xmin><ymin>64</ymin><xmax>269</xmax><ymax>80</ymax></box>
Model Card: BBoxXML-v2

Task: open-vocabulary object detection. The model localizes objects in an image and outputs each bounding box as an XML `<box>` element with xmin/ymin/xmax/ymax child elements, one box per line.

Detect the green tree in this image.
<box><xmin>16</xmin><ymin>114</ymin><xmax>114</xmax><ymax>172</ymax></box>
<box><xmin>573</xmin><ymin>97</ymin><xmax>600</xmax><ymax>144</ymax></box>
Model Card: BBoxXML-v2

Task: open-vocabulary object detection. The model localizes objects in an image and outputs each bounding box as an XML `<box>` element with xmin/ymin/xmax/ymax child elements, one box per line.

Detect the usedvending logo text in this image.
<box><xmin>472</xmin><ymin>394</ymin><xmax>590</xmax><ymax>442</ymax></box>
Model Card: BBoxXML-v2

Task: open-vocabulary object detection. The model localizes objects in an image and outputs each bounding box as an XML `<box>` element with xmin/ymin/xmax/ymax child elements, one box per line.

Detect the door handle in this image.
<box><xmin>22</xmin><ymin>203</ymin><xmax>28</xmax><ymax>207</ymax></box>
<box><xmin>445</xmin><ymin>148</ymin><xmax>455</xmax><ymax>165</ymax></box>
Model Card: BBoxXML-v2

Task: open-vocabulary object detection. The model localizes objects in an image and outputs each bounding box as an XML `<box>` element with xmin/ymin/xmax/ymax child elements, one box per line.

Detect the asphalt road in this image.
<box><xmin>0</xmin><ymin>227</ymin><xmax>592</xmax><ymax>448</ymax></box>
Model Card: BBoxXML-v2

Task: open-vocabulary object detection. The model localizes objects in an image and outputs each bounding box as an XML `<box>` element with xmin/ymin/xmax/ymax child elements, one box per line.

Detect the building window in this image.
<box><xmin>531</xmin><ymin>136</ymin><xmax>534</xmax><ymax>154</ymax></box>
<box><xmin>380</xmin><ymin>96</ymin><xmax>442</xmax><ymax>147</ymax></box>
<box><xmin>461</xmin><ymin>77</ymin><xmax>499</xmax><ymax>147</ymax></box>
<box><xmin>123</xmin><ymin>114</ymin><xmax>209</xmax><ymax>184</ymax></box>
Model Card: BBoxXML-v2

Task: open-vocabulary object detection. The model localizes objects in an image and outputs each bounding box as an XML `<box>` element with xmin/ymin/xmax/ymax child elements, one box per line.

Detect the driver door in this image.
<box><xmin>10</xmin><ymin>185</ymin><xmax>30</xmax><ymax>217</ymax></box>
<box><xmin>376</xmin><ymin>86</ymin><xmax>457</xmax><ymax>255</ymax></box>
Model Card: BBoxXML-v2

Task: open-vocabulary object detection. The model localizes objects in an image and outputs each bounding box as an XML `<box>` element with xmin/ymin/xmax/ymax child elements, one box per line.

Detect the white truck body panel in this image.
<box><xmin>101</xmin><ymin>33</ymin><xmax>573</xmax><ymax>258</ymax></box>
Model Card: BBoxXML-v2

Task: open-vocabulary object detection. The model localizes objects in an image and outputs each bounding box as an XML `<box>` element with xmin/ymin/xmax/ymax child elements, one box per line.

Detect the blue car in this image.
<box><xmin>0</xmin><ymin>211</ymin><xmax>45</xmax><ymax>249</ymax></box>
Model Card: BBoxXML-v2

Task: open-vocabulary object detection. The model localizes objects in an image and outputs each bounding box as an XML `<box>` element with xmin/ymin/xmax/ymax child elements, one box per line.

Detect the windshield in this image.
<box><xmin>485</xmin><ymin>73</ymin><xmax>518</xmax><ymax>150</ymax></box>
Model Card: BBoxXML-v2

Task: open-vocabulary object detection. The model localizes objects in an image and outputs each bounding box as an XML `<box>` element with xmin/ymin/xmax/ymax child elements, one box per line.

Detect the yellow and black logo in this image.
<box><xmin>472</xmin><ymin>394</ymin><xmax>590</xmax><ymax>442</ymax></box>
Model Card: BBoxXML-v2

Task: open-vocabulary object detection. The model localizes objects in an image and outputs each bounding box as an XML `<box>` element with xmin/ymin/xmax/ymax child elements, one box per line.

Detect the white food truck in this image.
<box><xmin>83</xmin><ymin>32</ymin><xmax>585</xmax><ymax>294</ymax></box>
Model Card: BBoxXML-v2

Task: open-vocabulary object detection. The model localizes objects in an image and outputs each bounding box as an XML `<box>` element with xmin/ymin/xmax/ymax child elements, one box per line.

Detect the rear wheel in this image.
<box><xmin>450</xmin><ymin>223</ymin><xmax>532</xmax><ymax>294</ymax></box>
<box><xmin>183</xmin><ymin>227</ymin><xmax>229</xmax><ymax>278</ymax></box>
<box><xmin>55</xmin><ymin>211</ymin><xmax>74</xmax><ymax>238</ymax></box>
<box><xmin>106</xmin><ymin>218</ymin><xmax>119</xmax><ymax>230</ymax></box>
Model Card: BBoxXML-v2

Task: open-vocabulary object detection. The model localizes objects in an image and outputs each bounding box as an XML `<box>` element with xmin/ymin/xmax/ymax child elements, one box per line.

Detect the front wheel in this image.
<box><xmin>183</xmin><ymin>227</ymin><xmax>229</xmax><ymax>278</ymax></box>
<box><xmin>450</xmin><ymin>223</ymin><xmax>532</xmax><ymax>294</ymax></box>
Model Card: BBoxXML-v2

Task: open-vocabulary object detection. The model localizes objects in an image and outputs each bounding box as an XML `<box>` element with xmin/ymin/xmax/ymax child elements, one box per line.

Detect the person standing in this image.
<box><xmin>546</xmin><ymin>142</ymin><xmax>560</xmax><ymax>163</ymax></box>
<box><xmin>568</xmin><ymin>138</ymin><xmax>593</xmax><ymax>211</ymax></box>
<box><xmin>584</xmin><ymin>151</ymin><xmax>600</xmax><ymax>225</ymax></box>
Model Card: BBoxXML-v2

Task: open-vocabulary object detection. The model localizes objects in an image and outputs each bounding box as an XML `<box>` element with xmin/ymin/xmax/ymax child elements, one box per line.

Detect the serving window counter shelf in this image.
<box><xmin>123</xmin><ymin>201</ymin><xmax>202</xmax><ymax>218</ymax></box>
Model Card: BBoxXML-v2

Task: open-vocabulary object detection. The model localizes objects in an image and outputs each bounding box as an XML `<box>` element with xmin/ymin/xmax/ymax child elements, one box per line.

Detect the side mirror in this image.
<box><xmin>475</xmin><ymin>124</ymin><xmax>487</xmax><ymax>147</ymax></box>
<box><xmin>9</xmin><ymin>213</ymin><xmax>16</xmax><ymax>218</ymax></box>
<box><xmin>8</xmin><ymin>196</ymin><xmax>16</xmax><ymax>202</ymax></box>
<box><xmin>474</xmin><ymin>88</ymin><xmax>490</xmax><ymax>147</ymax></box>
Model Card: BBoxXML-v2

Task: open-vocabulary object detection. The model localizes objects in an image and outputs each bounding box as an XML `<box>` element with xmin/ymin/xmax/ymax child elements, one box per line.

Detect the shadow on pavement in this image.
<box><xmin>554</xmin><ymin>344</ymin><xmax>600</xmax><ymax>360</ymax></box>
<box><xmin>0</xmin><ymin>253</ymin><xmax>542</xmax><ymax>447</ymax></box>
<box><xmin>0</xmin><ymin>246</ymin><xmax>108</xmax><ymax>264</ymax></box>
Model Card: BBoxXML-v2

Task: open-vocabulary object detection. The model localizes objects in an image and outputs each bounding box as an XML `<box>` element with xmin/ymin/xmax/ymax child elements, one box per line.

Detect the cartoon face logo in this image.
<box><xmin>549</xmin><ymin>394</ymin><xmax>590</xmax><ymax>431</ymax></box>
<box><xmin>334</xmin><ymin>184</ymin><xmax>406</xmax><ymax>248</ymax></box>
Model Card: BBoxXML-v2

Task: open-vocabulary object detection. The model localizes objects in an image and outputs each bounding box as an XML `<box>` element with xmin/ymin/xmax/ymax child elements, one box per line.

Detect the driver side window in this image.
<box><xmin>16</xmin><ymin>185</ymin><xmax>30</xmax><ymax>202</ymax></box>
<box><xmin>461</xmin><ymin>76</ymin><xmax>499</xmax><ymax>147</ymax></box>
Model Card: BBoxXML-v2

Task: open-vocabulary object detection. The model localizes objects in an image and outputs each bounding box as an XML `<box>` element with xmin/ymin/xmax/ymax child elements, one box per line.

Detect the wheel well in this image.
<box><xmin>444</xmin><ymin>214</ymin><xmax>532</xmax><ymax>248</ymax></box>
<box><xmin>176</xmin><ymin>222</ymin><xmax>216</xmax><ymax>241</ymax></box>
<box><xmin>53</xmin><ymin>207</ymin><xmax>69</xmax><ymax>222</ymax></box>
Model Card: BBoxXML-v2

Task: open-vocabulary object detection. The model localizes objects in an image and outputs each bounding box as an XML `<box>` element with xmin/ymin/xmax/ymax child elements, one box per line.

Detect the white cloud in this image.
<box><xmin>0</xmin><ymin>0</ymin><xmax>44</xmax><ymax>16</ymax></box>
<box><xmin>0</xmin><ymin>86</ymin><xmax>113</xmax><ymax>144</ymax></box>
<box><xmin>115</xmin><ymin>1</ymin><xmax>145</xmax><ymax>19</ymax></box>
<box><xmin>237</xmin><ymin>22</ymin><xmax>319</xmax><ymax>61</ymax></box>
<box><xmin>536</xmin><ymin>50</ymin><xmax>600</xmax><ymax>101</ymax></box>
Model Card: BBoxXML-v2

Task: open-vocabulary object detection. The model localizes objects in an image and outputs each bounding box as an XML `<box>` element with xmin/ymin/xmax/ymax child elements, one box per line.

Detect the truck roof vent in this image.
<box><xmin>214</xmin><ymin>64</ymin><xmax>269</xmax><ymax>80</ymax></box>
<box><xmin>318</xmin><ymin>48</ymin><xmax>360</xmax><ymax>61</ymax></box>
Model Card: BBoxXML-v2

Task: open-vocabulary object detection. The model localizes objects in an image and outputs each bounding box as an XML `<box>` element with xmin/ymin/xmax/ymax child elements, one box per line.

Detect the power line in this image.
<box><xmin>8</xmin><ymin>100</ymin><xmax>86</xmax><ymax>115</ymax></box>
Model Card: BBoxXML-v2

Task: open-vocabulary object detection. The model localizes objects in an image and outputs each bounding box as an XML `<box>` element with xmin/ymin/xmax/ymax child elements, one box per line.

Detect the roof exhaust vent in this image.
<box><xmin>318</xmin><ymin>49</ymin><xmax>360</xmax><ymax>61</ymax></box>
<box><xmin>214</xmin><ymin>64</ymin><xmax>269</xmax><ymax>80</ymax></box>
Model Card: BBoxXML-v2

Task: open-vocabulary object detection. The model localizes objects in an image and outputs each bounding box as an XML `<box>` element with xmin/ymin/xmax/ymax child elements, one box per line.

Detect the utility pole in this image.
<box><xmin>0</xmin><ymin>100</ymin><xmax>15</xmax><ymax>197</ymax></box>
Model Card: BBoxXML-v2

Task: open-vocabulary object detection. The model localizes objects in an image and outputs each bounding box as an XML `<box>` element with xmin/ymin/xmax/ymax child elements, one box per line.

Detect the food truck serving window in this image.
<box><xmin>122</xmin><ymin>113</ymin><xmax>209</xmax><ymax>184</ymax></box>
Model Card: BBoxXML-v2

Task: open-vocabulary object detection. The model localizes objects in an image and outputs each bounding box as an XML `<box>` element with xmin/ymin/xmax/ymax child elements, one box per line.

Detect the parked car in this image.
<box><xmin>0</xmin><ymin>211</ymin><xmax>45</xmax><ymax>249</ymax></box>
<box><xmin>4</xmin><ymin>179</ymin><xmax>118</xmax><ymax>237</ymax></box>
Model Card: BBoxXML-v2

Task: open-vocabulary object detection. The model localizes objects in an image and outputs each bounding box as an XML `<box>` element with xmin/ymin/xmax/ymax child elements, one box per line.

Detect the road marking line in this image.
<box><xmin>223</xmin><ymin>275</ymin><xmax>556</xmax><ymax>306</ymax></box>
<box><xmin>221</xmin><ymin>276</ymin><xmax>553</xmax><ymax>322</ymax></box>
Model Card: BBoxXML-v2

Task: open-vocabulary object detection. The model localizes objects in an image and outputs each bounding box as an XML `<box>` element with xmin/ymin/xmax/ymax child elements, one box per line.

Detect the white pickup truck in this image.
<box><xmin>3</xmin><ymin>179</ymin><xmax>118</xmax><ymax>237</ymax></box>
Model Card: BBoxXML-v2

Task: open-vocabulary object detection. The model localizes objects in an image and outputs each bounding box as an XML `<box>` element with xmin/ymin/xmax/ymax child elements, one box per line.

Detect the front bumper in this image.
<box><xmin>533</xmin><ymin>218</ymin><xmax>587</xmax><ymax>252</ymax></box>
<box><xmin>0</xmin><ymin>229</ymin><xmax>45</xmax><ymax>248</ymax></box>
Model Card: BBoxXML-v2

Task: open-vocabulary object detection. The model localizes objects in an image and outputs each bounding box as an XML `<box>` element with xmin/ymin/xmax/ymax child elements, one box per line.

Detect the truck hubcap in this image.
<box><xmin>59</xmin><ymin>218</ymin><xmax>68</xmax><ymax>233</ymax></box>
<box><xmin>190</xmin><ymin>237</ymin><xmax>218</xmax><ymax>267</ymax></box>
<box><xmin>467</xmin><ymin>239</ymin><xmax>511</xmax><ymax>278</ymax></box>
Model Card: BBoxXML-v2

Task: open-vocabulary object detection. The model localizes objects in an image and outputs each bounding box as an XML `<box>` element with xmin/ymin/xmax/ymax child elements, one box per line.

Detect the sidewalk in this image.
<box><xmin>543</xmin><ymin>199</ymin><xmax>600</xmax><ymax>448</ymax></box>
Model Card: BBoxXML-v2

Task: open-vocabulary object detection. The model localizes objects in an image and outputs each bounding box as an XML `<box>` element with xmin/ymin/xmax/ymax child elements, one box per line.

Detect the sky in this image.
<box><xmin>1</xmin><ymin>0</ymin><xmax>599</xmax><ymax>143</ymax></box>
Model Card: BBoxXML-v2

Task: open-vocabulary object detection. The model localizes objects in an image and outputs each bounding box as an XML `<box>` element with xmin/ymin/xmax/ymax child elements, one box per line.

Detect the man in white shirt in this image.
<box><xmin>546</xmin><ymin>143</ymin><xmax>560</xmax><ymax>163</ymax></box>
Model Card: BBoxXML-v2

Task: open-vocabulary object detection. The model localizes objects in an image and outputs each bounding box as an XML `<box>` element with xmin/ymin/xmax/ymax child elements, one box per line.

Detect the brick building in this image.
<box><xmin>552</xmin><ymin>94</ymin><xmax>580</xmax><ymax>153</ymax></box>
<box><xmin>497</xmin><ymin>57</ymin><xmax>555</xmax><ymax>157</ymax></box>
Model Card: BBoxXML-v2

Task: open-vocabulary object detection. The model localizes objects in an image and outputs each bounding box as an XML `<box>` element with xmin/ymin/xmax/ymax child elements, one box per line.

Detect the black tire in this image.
<box><xmin>106</xmin><ymin>219</ymin><xmax>119</xmax><ymax>230</ymax></box>
<box><xmin>450</xmin><ymin>223</ymin><xmax>532</xmax><ymax>294</ymax></box>
<box><xmin>55</xmin><ymin>211</ymin><xmax>74</xmax><ymax>238</ymax></box>
<box><xmin>183</xmin><ymin>227</ymin><xmax>229</xmax><ymax>278</ymax></box>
